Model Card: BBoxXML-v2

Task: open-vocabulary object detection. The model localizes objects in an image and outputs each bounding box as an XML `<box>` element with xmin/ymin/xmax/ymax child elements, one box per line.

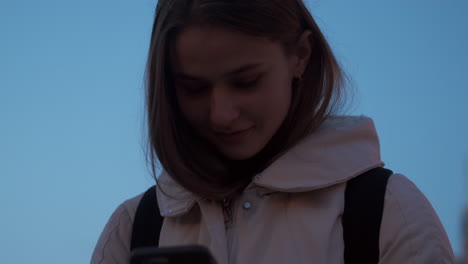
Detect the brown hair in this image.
<box><xmin>145</xmin><ymin>0</ymin><xmax>347</xmax><ymax>200</ymax></box>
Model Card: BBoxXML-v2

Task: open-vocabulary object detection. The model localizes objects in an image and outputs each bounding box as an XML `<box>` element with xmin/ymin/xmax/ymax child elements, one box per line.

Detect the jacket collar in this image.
<box><xmin>157</xmin><ymin>116</ymin><xmax>384</xmax><ymax>217</ymax></box>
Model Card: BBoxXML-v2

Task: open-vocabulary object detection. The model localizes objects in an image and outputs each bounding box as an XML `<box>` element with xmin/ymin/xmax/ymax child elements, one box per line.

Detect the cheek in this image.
<box><xmin>242</xmin><ymin>82</ymin><xmax>291</xmax><ymax>136</ymax></box>
<box><xmin>258</xmin><ymin>75</ymin><xmax>293</xmax><ymax>118</ymax></box>
<box><xmin>177</xmin><ymin>94</ymin><xmax>207</xmax><ymax>129</ymax></box>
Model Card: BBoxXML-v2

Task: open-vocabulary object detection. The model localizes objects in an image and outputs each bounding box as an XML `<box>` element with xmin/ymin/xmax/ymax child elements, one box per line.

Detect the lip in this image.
<box><xmin>215</xmin><ymin>127</ymin><xmax>253</xmax><ymax>143</ymax></box>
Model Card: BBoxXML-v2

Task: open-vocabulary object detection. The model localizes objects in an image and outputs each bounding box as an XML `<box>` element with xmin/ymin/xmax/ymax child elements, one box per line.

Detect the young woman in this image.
<box><xmin>92</xmin><ymin>0</ymin><xmax>456</xmax><ymax>263</ymax></box>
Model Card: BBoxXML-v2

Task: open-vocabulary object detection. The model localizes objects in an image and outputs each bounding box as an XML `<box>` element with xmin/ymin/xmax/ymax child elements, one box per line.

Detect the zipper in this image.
<box><xmin>221</xmin><ymin>198</ymin><xmax>238</xmax><ymax>264</ymax></box>
<box><xmin>221</xmin><ymin>198</ymin><xmax>233</xmax><ymax>229</ymax></box>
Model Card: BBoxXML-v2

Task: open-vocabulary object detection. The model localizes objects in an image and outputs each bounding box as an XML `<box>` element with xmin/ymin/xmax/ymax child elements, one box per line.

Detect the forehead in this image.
<box><xmin>172</xmin><ymin>26</ymin><xmax>285</xmax><ymax>78</ymax></box>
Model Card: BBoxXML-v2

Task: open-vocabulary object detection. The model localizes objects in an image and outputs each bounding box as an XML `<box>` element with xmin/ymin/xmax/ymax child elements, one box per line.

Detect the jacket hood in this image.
<box><xmin>157</xmin><ymin>116</ymin><xmax>384</xmax><ymax>217</ymax></box>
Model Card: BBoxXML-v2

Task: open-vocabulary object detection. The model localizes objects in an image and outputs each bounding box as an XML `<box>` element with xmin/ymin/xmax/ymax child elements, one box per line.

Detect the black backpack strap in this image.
<box><xmin>130</xmin><ymin>185</ymin><xmax>163</xmax><ymax>251</ymax></box>
<box><xmin>130</xmin><ymin>168</ymin><xmax>393</xmax><ymax>261</ymax></box>
<box><xmin>343</xmin><ymin>167</ymin><xmax>393</xmax><ymax>264</ymax></box>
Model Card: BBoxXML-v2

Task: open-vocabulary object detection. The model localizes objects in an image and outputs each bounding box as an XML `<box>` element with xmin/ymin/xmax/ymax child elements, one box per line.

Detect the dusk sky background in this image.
<box><xmin>1</xmin><ymin>0</ymin><xmax>467</xmax><ymax>263</ymax></box>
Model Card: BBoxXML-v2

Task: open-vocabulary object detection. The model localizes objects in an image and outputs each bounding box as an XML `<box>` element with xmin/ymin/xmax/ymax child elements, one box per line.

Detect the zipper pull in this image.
<box><xmin>221</xmin><ymin>198</ymin><xmax>233</xmax><ymax>228</ymax></box>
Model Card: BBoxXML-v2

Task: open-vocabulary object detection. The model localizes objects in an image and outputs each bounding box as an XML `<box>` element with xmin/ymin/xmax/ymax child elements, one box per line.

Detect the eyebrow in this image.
<box><xmin>175</xmin><ymin>63</ymin><xmax>264</xmax><ymax>81</ymax></box>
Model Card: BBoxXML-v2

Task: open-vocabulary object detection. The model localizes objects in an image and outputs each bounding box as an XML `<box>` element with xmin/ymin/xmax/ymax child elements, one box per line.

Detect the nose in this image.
<box><xmin>209</xmin><ymin>87</ymin><xmax>239</xmax><ymax>130</ymax></box>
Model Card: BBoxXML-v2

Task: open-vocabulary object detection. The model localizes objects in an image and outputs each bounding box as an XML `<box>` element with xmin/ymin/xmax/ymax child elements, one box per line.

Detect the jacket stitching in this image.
<box><xmin>96</xmin><ymin>206</ymin><xmax>129</xmax><ymax>264</ymax></box>
<box><xmin>393</xmin><ymin>175</ymin><xmax>449</xmax><ymax>263</ymax></box>
<box><xmin>384</xmin><ymin>175</ymin><xmax>418</xmax><ymax>264</ymax></box>
<box><xmin>253</xmin><ymin>162</ymin><xmax>384</xmax><ymax>193</ymax></box>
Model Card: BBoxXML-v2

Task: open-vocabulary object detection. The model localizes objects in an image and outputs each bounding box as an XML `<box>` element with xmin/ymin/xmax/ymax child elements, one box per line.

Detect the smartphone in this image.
<box><xmin>130</xmin><ymin>245</ymin><xmax>217</xmax><ymax>264</ymax></box>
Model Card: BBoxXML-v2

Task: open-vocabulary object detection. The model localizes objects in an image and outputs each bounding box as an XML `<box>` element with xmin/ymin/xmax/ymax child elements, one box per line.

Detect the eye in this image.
<box><xmin>233</xmin><ymin>75</ymin><xmax>262</xmax><ymax>89</ymax></box>
<box><xmin>176</xmin><ymin>82</ymin><xmax>210</xmax><ymax>96</ymax></box>
<box><xmin>183</xmin><ymin>85</ymin><xmax>208</xmax><ymax>95</ymax></box>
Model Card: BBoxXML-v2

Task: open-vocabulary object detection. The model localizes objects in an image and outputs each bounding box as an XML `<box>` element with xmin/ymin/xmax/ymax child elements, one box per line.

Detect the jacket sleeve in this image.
<box><xmin>91</xmin><ymin>194</ymin><xmax>143</xmax><ymax>264</ymax></box>
<box><xmin>378</xmin><ymin>173</ymin><xmax>456</xmax><ymax>264</ymax></box>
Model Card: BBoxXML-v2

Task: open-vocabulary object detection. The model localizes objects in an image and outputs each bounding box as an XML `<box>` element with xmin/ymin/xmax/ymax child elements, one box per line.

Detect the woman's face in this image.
<box><xmin>172</xmin><ymin>26</ymin><xmax>304</xmax><ymax>160</ymax></box>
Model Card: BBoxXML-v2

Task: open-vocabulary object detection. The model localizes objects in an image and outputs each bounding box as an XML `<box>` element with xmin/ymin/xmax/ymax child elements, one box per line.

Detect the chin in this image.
<box><xmin>219</xmin><ymin>147</ymin><xmax>261</xmax><ymax>161</ymax></box>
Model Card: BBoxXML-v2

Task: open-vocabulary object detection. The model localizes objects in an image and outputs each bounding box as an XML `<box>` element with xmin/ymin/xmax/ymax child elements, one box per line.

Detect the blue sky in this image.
<box><xmin>1</xmin><ymin>0</ymin><xmax>467</xmax><ymax>263</ymax></box>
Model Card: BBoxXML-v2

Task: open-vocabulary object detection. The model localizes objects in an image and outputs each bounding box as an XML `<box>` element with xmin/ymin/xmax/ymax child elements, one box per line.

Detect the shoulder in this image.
<box><xmin>91</xmin><ymin>192</ymin><xmax>145</xmax><ymax>264</ymax></box>
<box><xmin>379</xmin><ymin>173</ymin><xmax>456</xmax><ymax>263</ymax></box>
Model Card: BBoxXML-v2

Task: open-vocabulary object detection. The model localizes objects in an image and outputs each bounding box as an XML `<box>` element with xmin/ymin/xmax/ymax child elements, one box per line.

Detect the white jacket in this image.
<box><xmin>91</xmin><ymin>116</ymin><xmax>456</xmax><ymax>264</ymax></box>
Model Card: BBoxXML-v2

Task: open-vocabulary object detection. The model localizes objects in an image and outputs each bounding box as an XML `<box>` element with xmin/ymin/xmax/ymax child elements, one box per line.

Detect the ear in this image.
<box><xmin>292</xmin><ymin>30</ymin><xmax>312</xmax><ymax>78</ymax></box>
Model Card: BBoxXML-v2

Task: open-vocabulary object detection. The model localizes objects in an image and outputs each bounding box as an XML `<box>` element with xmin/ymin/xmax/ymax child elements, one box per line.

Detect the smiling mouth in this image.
<box><xmin>215</xmin><ymin>127</ymin><xmax>253</xmax><ymax>143</ymax></box>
